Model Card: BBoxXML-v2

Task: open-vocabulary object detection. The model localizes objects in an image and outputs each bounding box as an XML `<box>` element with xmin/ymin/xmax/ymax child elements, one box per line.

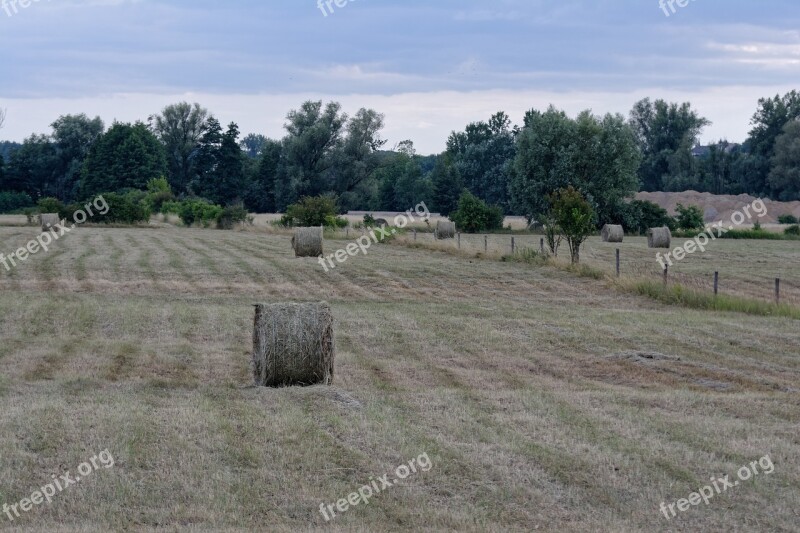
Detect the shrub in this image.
<box><xmin>325</xmin><ymin>215</ymin><xmax>349</xmax><ymax>229</ymax></box>
<box><xmin>363</xmin><ymin>214</ymin><xmax>376</xmax><ymax>227</ymax></box>
<box><xmin>778</xmin><ymin>214</ymin><xmax>799</xmax><ymax>224</ymax></box>
<box><xmin>785</xmin><ymin>225</ymin><xmax>800</xmax><ymax>236</ymax></box>
<box><xmin>675</xmin><ymin>203</ymin><xmax>704</xmax><ymax>231</ymax></box>
<box><xmin>177</xmin><ymin>198</ymin><xmax>223</xmax><ymax>227</ymax></box>
<box><xmin>284</xmin><ymin>195</ymin><xmax>339</xmax><ymax>227</ymax></box>
<box><xmin>549</xmin><ymin>186</ymin><xmax>595</xmax><ymax>264</ymax></box>
<box><xmin>87</xmin><ymin>192</ymin><xmax>150</xmax><ymax>224</ymax></box>
<box><xmin>216</xmin><ymin>204</ymin><xmax>248</xmax><ymax>229</ymax></box>
<box><xmin>145</xmin><ymin>177</ymin><xmax>175</xmax><ymax>213</ymax></box>
<box><xmin>0</xmin><ymin>191</ymin><xmax>34</xmax><ymax>213</ymax></box>
<box><xmin>37</xmin><ymin>197</ymin><xmax>65</xmax><ymax>215</ymax></box>
<box><xmin>617</xmin><ymin>200</ymin><xmax>674</xmax><ymax>235</ymax></box>
<box><xmin>448</xmin><ymin>190</ymin><xmax>504</xmax><ymax>233</ymax></box>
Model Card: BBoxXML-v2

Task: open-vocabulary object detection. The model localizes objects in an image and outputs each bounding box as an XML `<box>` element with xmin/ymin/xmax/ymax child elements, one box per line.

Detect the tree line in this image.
<box><xmin>0</xmin><ymin>91</ymin><xmax>798</xmax><ymax>224</ymax></box>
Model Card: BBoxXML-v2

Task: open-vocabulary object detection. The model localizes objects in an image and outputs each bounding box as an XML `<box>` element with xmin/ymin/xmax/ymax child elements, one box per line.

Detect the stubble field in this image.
<box><xmin>0</xmin><ymin>222</ymin><xmax>798</xmax><ymax>531</ymax></box>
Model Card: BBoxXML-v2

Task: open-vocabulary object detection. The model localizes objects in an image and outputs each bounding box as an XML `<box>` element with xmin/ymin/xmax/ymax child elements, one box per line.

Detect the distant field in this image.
<box><xmin>0</xmin><ymin>221</ymin><xmax>798</xmax><ymax>531</ymax></box>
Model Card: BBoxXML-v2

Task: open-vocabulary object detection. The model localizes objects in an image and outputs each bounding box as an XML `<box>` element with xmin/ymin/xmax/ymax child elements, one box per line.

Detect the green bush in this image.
<box><xmin>0</xmin><ymin>191</ymin><xmax>34</xmax><ymax>213</ymax></box>
<box><xmin>216</xmin><ymin>205</ymin><xmax>248</xmax><ymax>229</ymax></box>
<box><xmin>177</xmin><ymin>198</ymin><xmax>223</xmax><ymax>227</ymax></box>
<box><xmin>448</xmin><ymin>190</ymin><xmax>504</xmax><ymax>233</ymax></box>
<box><xmin>675</xmin><ymin>203</ymin><xmax>705</xmax><ymax>231</ymax></box>
<box><xmin>145</xmin><ymin>177</ymin><xmax>175</xmax><ymax>213</ymax></box>
<box><xmin>363</xmin><ymin>214</ymin><xmax>376</xmax><ymax>227</ymax></box>
<box><xmin>616</xmin><ymin>200</ymin><xmax>674</xmax><ymax>235</ymax></box>
<box><xmin>325</xmin><ymin>215</ymin><xmax>349</xmax><ymax>229</ymax></box>
<box><xmin>785</xmin><ymin>225</ymin><xmax>800</xmax><ymax>236</ymax></box>
<box><xmin>37</xmin><ymin>197</ymin><xmax>65</xmax><ymax>215</ymax></box>
<box><xmin>549</xmin><ymin>186</ymin><xmax>594</xmax><ymax>264</ymax></box>
<box><xmin>779</xmin><ymin>215</ymin><xmax>799</xmax><ymax>224</ymax></box>
<box><xmin>284</xmin><ymin>195</ymin><xmax>339</xmax><ymax>227</ymax></box>
<box><xmin>87</xmin><ymin>192</ymin><xmax>150</xmax><ymax>224</ymax></box>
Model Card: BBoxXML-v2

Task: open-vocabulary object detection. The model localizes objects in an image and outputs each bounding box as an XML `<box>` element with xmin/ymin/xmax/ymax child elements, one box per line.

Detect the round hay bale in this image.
<box><xmin>252</xmin><ymin>302</ymin><xmax>335</xmax><ymax>387</ymax></box>
<box><xmin>647</xmin><ymin>226</ymin><xmax>672</xmax><ymax>249</ymax></box>
<box><xmin>374</xmin><ymin>218</ymin><xmax>389</xmax><ymax>228</ymax></box>
<box><xmin>40</xmin><ymin>213</ymin><xmax>61</xmax><ymax>232</ymax></box>
<box><xmin>292</xmin><ymin>227</ymin><xmax>323</xmax><ymax>257</ymax></box>
<box><xmin>601</xmin><ymin>224</ymin><xmax>624</xmax><ymax>243</ymax></box>
<box><xmin>435</xmin><ymin>220</ymin><xmax>456</xmax><ymax>240</ymax></box>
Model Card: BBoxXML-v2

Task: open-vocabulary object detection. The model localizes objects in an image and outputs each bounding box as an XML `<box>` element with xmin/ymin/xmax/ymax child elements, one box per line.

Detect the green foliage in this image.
<box><xmin>363</xmin><ymin>213</ymin><xmax>376</xmax><ymax>227</ymax></box>
<box><xmin>284</xmin><ymin>195</ymin><xmax>339</xmax><ymax>227</ymax></box>
<box><xmin>549</xmin><ymin>186</ymin><xmax>595</xmax><ymax>264</ymax></box>
<box><xmin>778</xmin><ymin>214</ymin><xmax>799</xmax><ymax>224</ymax></box>
<box><xmin>144</xmin><ymin>177</ymin><xmax>175</xmax><ymax>213</ymax></box>
<box><xmin>448</xmin><ymin>190</ymin><xmax>504</xmax><ymax>233</ymax></box>
<box><xmin>511</xmin><ymin>107</ymin><xmax>640</xmax><ymax>224</ymax></box>
<box><xmin>37</xmin><ymin>197</ymin><xmax>65</xmax><ymax>214</ymax></box>
<box><xmin>176</xmin><ymin>198</ymin><xmax>223</xmax><ymax>227</ymax></box>
<box><xmin>674</xmin><ymin>203</ymin><xmax>705</xmax><ymax>230</ymax></box>
<box><xmin>718</xmin><ymin>229</ymin><xmax>786</xmax><ymax>240</ymax></box>
<box><xmin>80</xmin><ymin>122</ymin><xmax>167</xmax><ymax>198</ymax></box>
<box><xmin>325</xmin><ymin>215</ymin><xmax>349</xmax><ymax>229</ymax></box>
<box><xmin>784</xmin><ymin>225</ymin><xmax>800</xmax><ymax>236</ymax></box>
<box><xmin>0</xmin><ymin>191</ymin><xmax>34</xmax><ymax>212</ymax></box>
<box><xmin>216</xmin><ymin>204</ymin><xmax>248</xmax><ymax>229</ymax></box>
<box><xmin>616</xmin><ymin>200</ymin><xmax>674</xmax><ymax>234</ymax></box>
<box><xmin>87</xmin><ymin>192</ymin><xmax>150</xmax><ymax>224</ymax></box>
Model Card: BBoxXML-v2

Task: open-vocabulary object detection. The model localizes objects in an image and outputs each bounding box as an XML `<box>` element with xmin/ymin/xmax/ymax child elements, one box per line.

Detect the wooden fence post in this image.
<box><xmin>511</xmin><ymin>237</ymin><xmax>515</xmax><ymax>254</ymax></box>
<box><xmin>615</xmin><ymin>249</ymin><xmax>620</xmax><ymax>278</ymax></box>
<box><xmin>775</xmin><ymin>278</ymin><xmax>781</xmax><ymax>305</ymax></box>
<box><xmin>413</xmin><ymin>229</ymin><xmax>417</xmax><ymax>241</ymax></box>
<box><xmin>713</xmin><ymin>272</ymin><xmax>719</xmax><ymax>296</ymax></box>
<box><xmin>457</xmin><ymin>233</ymin><xmax>461</xmax><ymax>249</ymax></box>
<box><xmin>484</xmin><ymin>235</ymin><xmax>488</xmax><ymax>253</ymax></box>
<box><xmin>540</xmin><ymin>238</ymin><xmax>545</xmax><ymax>254</ymax></box>
<box><xmin>663</xmin><ymin>266</ymin><xmax>668</xmax><ymax>287</ymax></box>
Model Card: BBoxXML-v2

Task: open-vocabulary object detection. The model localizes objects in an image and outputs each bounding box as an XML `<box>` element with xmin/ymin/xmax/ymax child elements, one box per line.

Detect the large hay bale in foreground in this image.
<box><xmin>435</xmin><ymin>220</ymin><xmax>456</xmax><ymax>240</ymax></box>
<box><xmin>601</xmin><ymin>224</ymin><xmax>624</xmax><ymax>243</ymax></box>
<box><xmin>291</xmin><ymin>227</ymin><xmax>323</xmax><ymax>257</ymax></box>
<box><xmin>647</xmin><ymin>226</ymin><xmax>672</xmax><ymax>249</ymax></box>
<box><xmin>252</xmin><ymin>302</ymin><xmax>335</xmax><ymax>387</ymax></box>
<box><xmin>40</xmin><ymin>213</ymin><xmax>61</xmax><ymax>232</ymax></box>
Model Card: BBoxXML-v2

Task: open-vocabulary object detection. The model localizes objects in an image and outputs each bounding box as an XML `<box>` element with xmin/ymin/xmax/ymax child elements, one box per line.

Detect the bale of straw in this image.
<box><xmin>252</xmin><ymin>302</ymin><xmax>335</xmax><ymax>387</ymax></box>
<box><xmin>647</xmin><ymin>226</ymin><xmax>672</xmax><ymax>248</ymax></box>
<box><xmin>291</xmin><ymin>226</ymin><xmax>323</xmax><ymax>257</ymax></box>
<box><xmin>40</xmin><ymin>213</ymin><xmax>61</xmax><ymax>232</ymax></box>
<box><xmin>374</xmin><ymin>218</ymin><xmax>389</xmax><ymax>228</ymax></box>
<box><xmin>601</xmin><ymin>224</ymin><xmax>624</xmax><ymax>243</ymax></box>
<box><xmin>435</xmin><ymin>220</ymin><xmax>456</xmax><ymax>240</ymax></box>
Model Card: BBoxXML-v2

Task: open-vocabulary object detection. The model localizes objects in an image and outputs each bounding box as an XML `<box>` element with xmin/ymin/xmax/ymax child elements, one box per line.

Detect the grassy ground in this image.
<box><xmin>0</xmin><ymin>224</ymin><xmax>798</xmax><ymax>531</ymax></box>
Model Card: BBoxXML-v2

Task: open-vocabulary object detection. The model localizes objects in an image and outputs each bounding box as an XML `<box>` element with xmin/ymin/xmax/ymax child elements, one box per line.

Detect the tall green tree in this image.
<box><xmin>80</xmin><ymin>122</ymin><xmax>167</xmax><ymax>198</ymax></box>
<box><xmin>768</xmin><ymin>120</ymin><xmax>800</xmax><ymax>200</ymax></box>
<box><xmin>628</xmin><ymin>98</ymin><xmax>710</xmax><ymax>191</ymax></box>
<box><xmin>511</xmin><ymin>107</ymin><xmax>640</xmax><ymax>225</ymax></box>
<box><xmin>430</xmin><ymin>153</ymin><xmax>463</xmax><ymax>216</ymax></box>
<box><xmin>446</xmin><ymin>112</ymin><xmax>516</xmax><ymax>210</ymax></box>
<box><xmin>245</xmin><ymin>138</ymin><xmax>282</xmax><ymax>213</ymax></box>
<box><xmin>50</xmin><ymin>114</ymin><xmax>105</xmax><ymax>201</ymax></box>
<box><xmin>240</xmin><ymin>133</ymin><xmax>267</xmax><ymax>158</ymax></box>
<box><xmin>3</xmin><ymin>134</ymin><xmax>58</xmax><ymax>199</ymax></box>
<box><xmin>150</xmin><ymin>102</ymin><xmax>209</xmax><ymax>194</ymax></box>
<box><xmin>191</xmin><ymin>119</ymin><xmax>246</xmax><ymax>205</ymax></box>
<box><xmin>747</xmin><ymin>91</ymin><xmax>800</xmax><ymax>196</ymax></box>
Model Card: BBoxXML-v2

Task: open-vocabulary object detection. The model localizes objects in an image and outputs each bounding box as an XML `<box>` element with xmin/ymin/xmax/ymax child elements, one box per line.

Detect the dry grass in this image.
<box><xmin>0</xmin><ymin>223</ymin><xmax>798</xmax><ymax>531</ymax></box>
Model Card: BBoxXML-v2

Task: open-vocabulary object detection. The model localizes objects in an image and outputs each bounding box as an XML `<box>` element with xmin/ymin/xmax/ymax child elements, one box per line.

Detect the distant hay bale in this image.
<box><xmin>647</xmin><ymin>226</ymin><xmax>672</xmax><ymax>248</ymax></box>
<box><xmin>435</xmin><ymin>220</ymin><xmax>456</xmax><ymax>240</ymax></box>
<box><xmin>601</xmin><ymin>224</ymin><xmax>624</xmax><ymax>243</ymax></box>
<box><xmin>374</xmin><ymin>218</ymin><xmax>389</xmax><ymax>227</ymax></box>
<box><xmin>40</xmin><ymin>213</ymin><xmax>61</xmax><ymax>232</ymax></box>
<box><xmin>291</xmin><ymin>227</ymin><xmax>323</xmax><ymax>257</ymax></box>
<box><xmin>252</xmin><ymin>302</ymin><xmax>335</xmax><ymax>387</ymax></box>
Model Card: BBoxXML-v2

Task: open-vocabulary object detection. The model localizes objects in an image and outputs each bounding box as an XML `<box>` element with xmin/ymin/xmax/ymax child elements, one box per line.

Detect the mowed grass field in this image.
<box><xmin>0</xmin><ymin>222</ymin><xmax>798</xmax><ymax>531</ymax></box>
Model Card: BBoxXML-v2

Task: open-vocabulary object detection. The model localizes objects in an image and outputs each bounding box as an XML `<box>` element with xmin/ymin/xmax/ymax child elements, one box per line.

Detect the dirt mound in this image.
<box><xmin>635</xmin><ymin>191</ymin><xmax>800</xmax><ymax>224</ymax></box>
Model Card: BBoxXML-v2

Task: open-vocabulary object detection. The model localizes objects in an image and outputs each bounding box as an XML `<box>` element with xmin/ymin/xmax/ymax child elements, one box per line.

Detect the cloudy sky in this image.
<box><xmin>0</xmin><ymin>0</ymin><xmax>798</xmax><ymax>153</ymax></box>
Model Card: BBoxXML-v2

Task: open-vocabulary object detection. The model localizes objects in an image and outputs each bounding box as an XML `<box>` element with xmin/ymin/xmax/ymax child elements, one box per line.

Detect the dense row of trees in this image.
<box><xmin>0</xmin><ymin>91</ymin><xmax>798</xmax><ymax>222</ymax></box>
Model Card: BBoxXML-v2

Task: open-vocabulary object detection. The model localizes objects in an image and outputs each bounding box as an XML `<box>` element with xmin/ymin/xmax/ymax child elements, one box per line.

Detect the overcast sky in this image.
<box><xmin>0</xmin><ymin>0</ymin><xmax>798</xmax><ymax>154</ymax></box>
